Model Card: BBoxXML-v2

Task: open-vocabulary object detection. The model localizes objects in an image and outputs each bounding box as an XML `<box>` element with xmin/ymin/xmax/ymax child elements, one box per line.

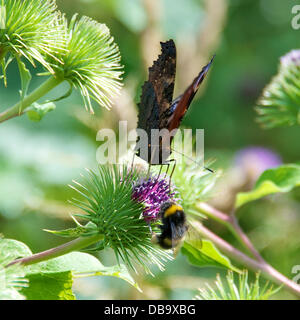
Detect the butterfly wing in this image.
<box><xmin>166</xmin><ymin>55</ymin><xmax>215</xmax><ymax>132</ymax></box>
<box><xmin>137</xmin><ymin>40</ymin><xmax>176</xmax><ymax>136</ymax></box>
<box><xmin>136</xmin><ymin>40</ymin><xmax>176</xmax><ymax>163</ymax></box>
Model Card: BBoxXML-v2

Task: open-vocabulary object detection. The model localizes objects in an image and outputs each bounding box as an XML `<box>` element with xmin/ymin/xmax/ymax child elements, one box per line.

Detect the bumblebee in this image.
<box><xmin>151</xmin><ymin>201</ymin><xmax>189</xmax><ymax>250</ymax></box>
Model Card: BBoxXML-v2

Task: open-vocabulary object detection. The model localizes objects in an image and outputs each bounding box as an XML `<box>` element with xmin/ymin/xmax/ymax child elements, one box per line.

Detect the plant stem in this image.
<box><xmin>7</xmin><ymin>234</ymin><xmax>104</xmax><ymax>267</ymax></box>
<box><xmin>192</xmin><ymin>221</ymin><xmax>300</xmax><ymax>298</ymax></box>
<box><xmin>229</xmin><ymin>214</ymin><xmax>265</xmax><ymax>262</ymax></box>
<box><xmin>195</xmin><ymin>202</ymin><xmax>264</xmax><ymax>262</ymax></box>
<box><xmin>0</xmin><ymin>76</ymin><xmax>64</xmax><ymax>123</ymax></box>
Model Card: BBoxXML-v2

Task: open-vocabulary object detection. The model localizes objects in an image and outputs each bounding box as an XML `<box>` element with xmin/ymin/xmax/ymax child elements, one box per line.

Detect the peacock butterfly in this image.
<box><xmin>135</xmin><ymin>39</ymin><xmax>214</xmax><ymax>166</ymax></box>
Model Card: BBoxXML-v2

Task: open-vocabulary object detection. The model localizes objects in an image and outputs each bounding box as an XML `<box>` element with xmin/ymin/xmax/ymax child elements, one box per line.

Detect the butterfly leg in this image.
<box><xmin>122</xmin><ymin>151</ymin><xmax>136</xmax><ymax>184</ymax></box>
<box><xmin>162</xmin><ymin>163</ymin><xmax>170</xmax><ymax>180</ymax></box>
<box><xmin>147</xmin><ymin>163</ymin><xmax>152</xmax><ymax>179</ymax></box>
<box><xmin>167</xmin><ymin>159</ymin><xmax>176</xmax><ymax>193</ymax></box>
<box><xmin>153</xmin><ymin>164</ymin><xmax>163</xmax><ymax>185</ymax></box>
<box><xmin>156</xmin><ymin>165</ymin><xmax>162</xmax><ymax>181</ymax></box>
<box><xmin>130</xmin><ymin>151</ymin><xmax>136</xmax><ymax>171</ymax></box>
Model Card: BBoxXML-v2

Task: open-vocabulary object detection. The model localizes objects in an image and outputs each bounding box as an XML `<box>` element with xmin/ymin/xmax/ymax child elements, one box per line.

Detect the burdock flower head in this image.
<box><xmin>280</xmin><ymin>50</ymin><xmax>300</xmax><ymax>67</ymax></box>
<box><xmin>0</xmin><ymin>0</ymin><xmax>63</xmax><ymax>81</ymax></box>
<box><xmin>256</xmin><ymin>49</ymin><xmax>300</xmax><ymax>128</ymax></box>
<box><xmin>132</xmin><ymin>176</ymin><xmax>180</xmax><ymax>222</ymax></box>
<box><xmin>62</xmin><ymin>165</ymin><xmax>173</xmax><ymax>274</ymax></box>
<box><xmin>48</xmin><ymin>14</ymin><xmax>123</xmax><ymax>111</ymax></box>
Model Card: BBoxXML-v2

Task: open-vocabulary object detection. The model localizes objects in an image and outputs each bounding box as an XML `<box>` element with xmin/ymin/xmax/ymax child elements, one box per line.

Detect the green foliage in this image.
<box><xmin>256</xmin><ymin>50</ymin><xmax>300</xmax><ymax>128</ymax></box>
<box><xmin>171</xmin><ymin>146</ymin><xmax>220</xmax><ymax>217</ymax></box>
<box><xmin>236</xmin><ymin>164</ymin><xmax>300</xmax><ymax>208</ymax></box>
<box><xmin>26</xmin><ymin>102</ymin><xmax>56</xmax><ymax>122</ymax></box>
<box><xmin>0</xmin><ymin>237</ymin><xmax>141</xmax><ymax>300</ymax></box>
<box><xmin>182</xmin><ymin>239</ymin><xmax>240</xmax><ymax>272</ymax></box>
<box><xmin>22</xmin><ymin>251</ymin><xmax>141</xmax><ymax>299</ymax></box>
<box><xmin>21</xmin><ymin>271</ymin><xmax>75</xmax><ymax>300</ymax></box>
<box><xmin>195</xmin><ymin>270</ymin><xmax>280</xmax><ymax>300</ymax></box>
<box><xmin>16</xmin><ymin>56</ymin><xmax>32</xmax><ymax>105</ymax></box>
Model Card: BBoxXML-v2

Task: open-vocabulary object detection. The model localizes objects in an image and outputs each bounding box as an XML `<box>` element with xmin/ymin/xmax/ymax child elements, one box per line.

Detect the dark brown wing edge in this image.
<box><xmin>137</xmin><ymin>40</ymin><xmax>177</xmax><ymax>133</ymax></box>
<box><xmin>167</xmin><ymin>55</ymin><xmax>215</xmax><ymax>132</ymax></box>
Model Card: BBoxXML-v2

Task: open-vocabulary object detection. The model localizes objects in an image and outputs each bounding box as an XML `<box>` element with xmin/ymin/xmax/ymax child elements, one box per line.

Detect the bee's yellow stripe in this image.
<box><xmin>164</xmin><ymin>204</ymin><xmax>183</xmax><ymax>217</ymax></box>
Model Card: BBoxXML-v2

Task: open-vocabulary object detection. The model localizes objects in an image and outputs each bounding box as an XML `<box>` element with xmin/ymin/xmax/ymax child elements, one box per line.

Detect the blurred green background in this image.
<box><xmin>0</xmin><ymin>0</ymin><xmax>300</xmax><ymax>299</ymax></box>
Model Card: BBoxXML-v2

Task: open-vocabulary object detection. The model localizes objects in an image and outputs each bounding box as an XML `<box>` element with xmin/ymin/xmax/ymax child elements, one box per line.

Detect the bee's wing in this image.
<box><xmin>170</xmin><ymin>221</ymin><xmax>186</xmax><ymax>257</ymax></box>
<box><xmin>186</xmin><ymin>222</ymin><xmax>203</xmax><ymax>249</ymax></box>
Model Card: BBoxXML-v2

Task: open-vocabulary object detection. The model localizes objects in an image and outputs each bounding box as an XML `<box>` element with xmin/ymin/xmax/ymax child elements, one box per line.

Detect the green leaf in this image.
<box><xmin>16</xmin><ymin>57</ymin><xmax>32</xmax><ymax>108</ymax></box>
<box><xmin>0</xmin><ymin>287</ymin><xmax>26</xmax><ymax>300</ymax></box>
<box><xmin>0</xmin><ymin>54</ymin><xmax>13</xmax><ymax>87</ymax></box>
<box><xmin>90</xmin><ymin>264</ymin><xmax>142</xmax><ymax>293</ymax></box>
<box><xmin>25</xmin><ymin>252</ymin><xmax>141</xmax><ymax>293</ymax></box>
<box><xmin>0</xmin><ymin>238</ymin><xmax>30</xmax><ymax>300</ymax></box>
<box><xmin>0</xmin><ymin>239</ymin><xmax>141</xmax><ymax>299</ymax></box>
<box><xmin>44</xmin><ymin>226</ymin><xmax>89</xmax><ymax>238</ymax></box>
<box><xmin>0</xmin><ymin>238</ymin><xmax>32</xmax><ymax>261</ymax></box>
<box><xmin>20</xmin><ymin>271</ymin><xmax>75</xmax><ymax>300</ymax></box>
<box><xmin>182</xmin><ymin>239</ymin><xmax>240</xmax><ymax>272</ymax></box>
<box><xmin>235</xmin><ymin>164</ymin><xmax>300</xmax><ymax>208</ymax></box>
<box><xmin>26</xmin><ymin>102</ymin><xmax>56</xmax><ymax>122</ymax></box>
<box><xmin>44</xmin><ymin>221</ymin><xmax>99</xmax><ymax>238</ymax></box>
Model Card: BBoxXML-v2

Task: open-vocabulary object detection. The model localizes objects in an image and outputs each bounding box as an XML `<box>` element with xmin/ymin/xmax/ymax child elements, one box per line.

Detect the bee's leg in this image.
<box><xmin>147</xmin><ymin>146</ymin><xmax>158</xmax><ymax>179</ymax></box>
<box><xmin>172</xmin><ymin>241</ymin><xmax>183</xmax><ymax>258</ymax></box>
<box><xmin>153</xmin><ymin>164</ymin><xmax>163</xmax><ymax>185</ymax></box>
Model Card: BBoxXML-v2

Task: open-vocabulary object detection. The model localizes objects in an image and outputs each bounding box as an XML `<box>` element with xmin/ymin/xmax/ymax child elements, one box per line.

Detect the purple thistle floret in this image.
<box><xmin>280</xmin><ymin>50</ymin><xmax>300</xmax><ymax>68</ymax></box>
<box><xmin>132</xmin><ymin>176</ymin><xmax>179</xmax><ymax>222</ymax></box>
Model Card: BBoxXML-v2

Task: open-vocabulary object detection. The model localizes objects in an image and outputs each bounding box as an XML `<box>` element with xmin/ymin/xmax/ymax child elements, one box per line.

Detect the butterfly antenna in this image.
<box><xmin>153</xmin><ymin>164</ymin><xmax>163</xmax><ymax>186</ymax></box>
<box><xmin>171</xmin><ymin>148</ymin><xmax>214</xmax><ymax>173</ymax></box>
<box><xmin>169</xmin><ymin>159</ymin><xmax>176</xmax><ymax>195</ymax></box>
